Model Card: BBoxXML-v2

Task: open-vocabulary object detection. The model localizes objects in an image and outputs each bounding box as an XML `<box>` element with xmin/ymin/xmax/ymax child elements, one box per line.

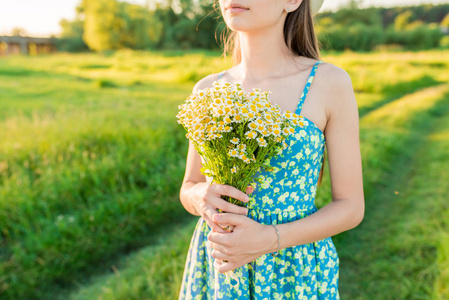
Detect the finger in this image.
<box><xmin>211</xmin><ymin>183</ymin><xmax>249</xmax><ymax>203</ymax></box>
<box><xmin>245</xmin><ymin>186</ymin><xmax>254</xmax><ymax>194</ymax></box>
<box><xmin>214</xmin><ymin>259</ymin><xmax>225</xmax><ymax>269</ymax></box>
<box><xmin>202</xmin><ymin>206</ymin><xmax>223</xmax><ymax>228</ymax></box>
<box><xmin>213</xmin><ymin>212</ymin><xmax>245</xmax><ymax>227</ymax></box>
<box><xmin>217</xmin><ymin>261</ymin><xmax>235</xmax><ymax>274</ymax></box>
<box><xmin>211</xmin><ymin>248</ymin><xmax>228</xmax><ymax>260</ymax></box>
<box><xmin>214</xmin><ymin>259</ymin><xmax>223</xmax><ymax>268</ymax></box>
<box><xmin>208</xmin><ymin>231</ymin><xmax>232</xmax><ymax>249</ymax></box>
<box><xmin>208</xmin><ymin>240</ymin><xmax>229</xmax><ymax>254</ymax></box>
<box><xmin>202</xmin><ymin>213</ymin><xmax>227</xmax><ymax>233</ymax></box>
<box><xmin>214</xmin><ymin>259</ymin><xmax>223</xmax><ymax>270</ymax></box>
<box><xmin>212</xmin><ymin>197</ymin><xmax>248</xmax><ymax>216</ymax></box>
<box><xmin>203</xmin><ymin>205</ymin><xmax>217</xmax><ymax>221</ymax></box>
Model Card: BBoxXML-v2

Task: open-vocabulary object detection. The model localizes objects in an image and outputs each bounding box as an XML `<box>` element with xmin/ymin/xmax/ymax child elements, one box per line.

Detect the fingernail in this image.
<box><xmin>213</xmin><ymin>214</ymin><xmax>219</xmax><ymax>221</ymax></box>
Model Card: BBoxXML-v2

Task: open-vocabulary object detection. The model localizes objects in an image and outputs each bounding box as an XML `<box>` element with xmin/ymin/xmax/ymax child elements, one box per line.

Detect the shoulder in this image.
<box><xmin>192</xmin><ymin>72</ymin><xmax>224</xmax><ymax>93</ymax></box>
<box><xmin>316</xmin><ymin>61</ymin><xmax>353</xmax><ymax>93</ymax></box>
<box><xmin>315</xmin><ymin>61</ymin><xmax>357</xmax><ymax>117</ymax></box>
<box><xmin>295</xmin><ymin>57</ymin><xmax>354</xmax><ymax>101</ymax></box>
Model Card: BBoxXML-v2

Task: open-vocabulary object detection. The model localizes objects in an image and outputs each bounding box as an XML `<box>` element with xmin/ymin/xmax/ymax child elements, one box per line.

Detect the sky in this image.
<box><xmin>0</xmin><ymin>0</ymin><xmax>448</xmax><ymax>37</ymax></box>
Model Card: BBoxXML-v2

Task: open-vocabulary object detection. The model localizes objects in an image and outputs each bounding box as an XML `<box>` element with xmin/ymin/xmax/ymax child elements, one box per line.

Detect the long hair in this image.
<box><xmin>219</xmin><ymin>0</ymin><xmax>326</xmax><ymax>186</ymax></box>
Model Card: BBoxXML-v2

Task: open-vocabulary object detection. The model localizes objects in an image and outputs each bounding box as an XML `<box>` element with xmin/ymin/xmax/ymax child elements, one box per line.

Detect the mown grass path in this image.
<box><xmin>336</xmin><ymin>84</ymin><xmax>449</xmax><ymax>299</ymax></box>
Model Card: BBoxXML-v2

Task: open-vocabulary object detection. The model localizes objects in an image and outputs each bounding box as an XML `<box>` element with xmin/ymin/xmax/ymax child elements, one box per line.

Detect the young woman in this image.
<box><xmin>178</xmin><ymin>0</ymin><xmax>365</xmax><ymax>298</ymax></box>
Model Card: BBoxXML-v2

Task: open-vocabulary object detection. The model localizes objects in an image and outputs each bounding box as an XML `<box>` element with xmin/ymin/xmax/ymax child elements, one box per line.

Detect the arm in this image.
<box><xmin>208</xmin><ymin>65</ymin><xmax>365</xmax><ymax>272</ymax></box>
<box><xmin>270</xmin><ymin>65</ymin><xmax>365</xmax><ymax>249</ymax></box>
<box><xmin>179</xmin><ymin>139</ymin><xmax>207</xmax><ymax>217</ymax></box>
<box><xmin>179</xmin><ymin>76</ymin><xmax>210</xmax><ymax>216</ymax></box>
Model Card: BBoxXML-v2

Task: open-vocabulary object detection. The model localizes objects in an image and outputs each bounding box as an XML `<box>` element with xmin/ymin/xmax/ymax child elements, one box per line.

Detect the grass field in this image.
<box><xmin>0</xmin><ymin>49</ymin><xmax>448</xmax><ymax>299</ymax></box>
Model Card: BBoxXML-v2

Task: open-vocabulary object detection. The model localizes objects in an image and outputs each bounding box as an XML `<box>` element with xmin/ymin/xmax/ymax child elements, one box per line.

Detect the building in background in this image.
<box><xmin>0</xmin><ymin>36</ymin><xmax>56</xmax><ymax>56</ymax></box>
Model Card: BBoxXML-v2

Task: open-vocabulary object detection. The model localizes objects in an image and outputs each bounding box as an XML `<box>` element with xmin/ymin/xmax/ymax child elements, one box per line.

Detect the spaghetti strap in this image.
<box><xmin>295</xmin><ymin>60</ymin><xmax>323</xmax><ymax>115</ymax></box>
<box><xmin>218</xmin><ymin>71</ymin><xmax>226</xmax><ymax>81</ymax></box>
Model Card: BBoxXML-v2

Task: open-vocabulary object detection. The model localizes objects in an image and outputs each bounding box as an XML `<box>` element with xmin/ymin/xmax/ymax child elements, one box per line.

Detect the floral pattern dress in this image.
<box><xmin>179</xmin><ymin>60</ymin><xmax>340</xmax><ymax>299</ymax></box>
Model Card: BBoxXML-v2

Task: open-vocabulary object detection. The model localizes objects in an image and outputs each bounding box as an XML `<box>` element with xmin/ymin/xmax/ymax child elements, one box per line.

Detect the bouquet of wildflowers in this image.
<box><xmin>177</xmin><ymin>81</ymin><xmax>304</xmax><ymax>203</ymax></box>
<box><xmin>176</xmin><ymin>81</ymin><xmax>304</xmax><ymax>287</ymax></box>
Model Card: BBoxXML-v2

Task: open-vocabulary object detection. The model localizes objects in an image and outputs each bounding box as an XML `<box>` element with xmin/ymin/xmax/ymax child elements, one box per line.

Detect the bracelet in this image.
<box><xmin>270</xmin><ymin>223</ymin><xmax>280</xmax><ymax>257</ymax></box>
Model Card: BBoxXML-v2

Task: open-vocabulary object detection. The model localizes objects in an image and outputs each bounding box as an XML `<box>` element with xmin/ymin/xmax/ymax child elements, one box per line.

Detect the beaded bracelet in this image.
<box><xmin>270</xmin><ymin>223</ymin><xmax>281</xmax><ymax>257</ymax></box>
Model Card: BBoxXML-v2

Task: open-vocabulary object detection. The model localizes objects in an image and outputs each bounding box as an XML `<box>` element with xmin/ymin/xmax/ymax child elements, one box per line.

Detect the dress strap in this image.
<box><xmin>295</xmin><ymin>60</ymin><xmax>323</xmax><ymax>115</ymax></box>
<box><xmin>218</xmin><ymin>71</ymin><xmax>226</xmax><ymax>81</ymax></box>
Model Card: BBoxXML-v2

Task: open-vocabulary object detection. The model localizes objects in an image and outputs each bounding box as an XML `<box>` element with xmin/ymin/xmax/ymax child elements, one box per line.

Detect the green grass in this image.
<box><xmin>0</xmin><ymin>48</ymin><xmax>449</xmax><ymax>299</ymax></box>
<box><xmin>336</xmin><ymin>84</ymin><xmax>449</xmax><ymax>299</ymax></box>
<box><xmin>401</xmin><ymin>112</ymin><xmax>449</xmax><ymax>299</ymax></box>
<box><xmin>0</xmin><ymin>50</ymin><xmax>219</xmax><ymax>299</ymax></box>
<box><xmin>65</xmin><ymin>218</ymin><xmax>199</xmax><ymax>300</ymax></box>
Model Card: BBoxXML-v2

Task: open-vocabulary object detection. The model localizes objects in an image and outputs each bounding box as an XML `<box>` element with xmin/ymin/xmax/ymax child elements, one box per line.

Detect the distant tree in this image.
<box><xmin>79</xmin><ymin>0</ymin><xmax>165</xmax><ymax>51</ymax></box>
<box><xmin>120</xmin><ymin>3</ymin><xmax>163</xmax><ymax>49</ymax></box>
<box><xmin>83</xmin><ymin>0</ymin><xmax>123</xmax><ymax>51</ymax></box>
<box><xmin>394</xmin><ymin>10</ymin><xmax>413</xmax><ymax>31</ymax></box>
<box><xmin>11</xmin><ymin>27</ymin><xmax>27</xmax><ymax>36</ymax></box>
<box><xmin>441</xmin><ymin>13</ymin><xmax>449</xmax><ymax>27</ymax></box>
<box><xmin>347</xmin><ymin>0</ymin><xmax>361</xmax><ymax>9</ymax></box>
<box><xmin>58</xmin><ymin>18</ymin><xmax>88</xmax><ymax>52</ymax></box>
<box><xmin>317</xmin><ymin>0</ymin><xmax>383</xmax><ymax>28</ymax></box>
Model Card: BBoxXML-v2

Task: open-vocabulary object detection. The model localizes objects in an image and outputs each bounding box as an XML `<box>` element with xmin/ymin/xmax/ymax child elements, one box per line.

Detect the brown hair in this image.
<box><xmin>219</xmin><ymin>0</ymin><xmax>325</xmax><ymax>186</ymax></box>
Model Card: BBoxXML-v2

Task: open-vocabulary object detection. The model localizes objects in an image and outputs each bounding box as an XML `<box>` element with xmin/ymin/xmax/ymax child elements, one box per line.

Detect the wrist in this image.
<box><xmin>263</xmin><ymin>224</ymin><xmax>280</xmax><ymax>255</ymax></box>
<box><xmin>182</xmin><ymin>182</ymin><xmax>201</xmax><ymax>216</ymax></box>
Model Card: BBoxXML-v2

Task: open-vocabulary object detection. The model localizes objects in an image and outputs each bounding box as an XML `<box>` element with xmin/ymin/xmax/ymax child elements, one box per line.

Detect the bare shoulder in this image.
<box><xmin>317</xmin><ymin>61</ymin><xmax>353</xmax><ymax>94</ymax></box>
<box><xmin>315</xmin><ymin>61</ymin><xmax>357</xmax><ymax>117</ymax></box>
<box><xmin>192</xmin><ymin>72</ymin><xmax>224</xmax><ymax>93</ymax></box>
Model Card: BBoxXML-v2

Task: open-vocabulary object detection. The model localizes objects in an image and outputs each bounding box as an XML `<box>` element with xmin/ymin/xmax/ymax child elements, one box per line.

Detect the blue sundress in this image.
<box><xmin>179</xmin><ymin>60</ymin><xmax>340</xmax><ymax>299</ymax></box>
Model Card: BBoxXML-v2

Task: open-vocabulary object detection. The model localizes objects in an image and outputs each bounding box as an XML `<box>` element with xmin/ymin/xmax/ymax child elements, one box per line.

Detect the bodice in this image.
<box><xmin>248</xmin><ymin>117</ymin><xmax>325</xmax><ymax>213</ymax></box>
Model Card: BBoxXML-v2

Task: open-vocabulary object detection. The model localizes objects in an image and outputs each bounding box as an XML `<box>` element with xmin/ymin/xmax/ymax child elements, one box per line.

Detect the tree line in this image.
<box><xmin>57</xmin><ymin>0</ymin><xmax>449</xmax><ymax>52</ymax></box>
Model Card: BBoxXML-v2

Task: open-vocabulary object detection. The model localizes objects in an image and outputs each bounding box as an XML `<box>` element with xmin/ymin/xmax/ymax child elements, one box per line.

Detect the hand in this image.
<box><xmin>207</xmin><ymin>213</ymin><xmax>277</xmax><ymax>273</ymax></box>
<box><xmin>189</xmin><ymin>182</ymin><xmax>254</xmax><ymax>233</ymax></box>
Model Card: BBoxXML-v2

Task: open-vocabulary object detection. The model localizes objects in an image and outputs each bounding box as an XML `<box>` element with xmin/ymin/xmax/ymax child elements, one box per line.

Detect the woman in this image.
<box><xmin>178</xmin><ymin>0</ymin><xmax>365</xmax><ymax>298</ymax></box>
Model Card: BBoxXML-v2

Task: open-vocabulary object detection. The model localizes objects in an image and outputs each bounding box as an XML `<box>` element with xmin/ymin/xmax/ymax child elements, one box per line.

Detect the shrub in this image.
<box><xmin>385</xmin><ymin>24</ymin><xmax>443</xmax><ymax>50</ymax></box>
<box><xmin>440</xmin><ymin>36</ymin><xmax>449</xmax><ymax>48</ymax></box>
<box><xmin>320</xmin><ymin>23</ymin><xmax>384</xmax><ymax>51</ymax></box>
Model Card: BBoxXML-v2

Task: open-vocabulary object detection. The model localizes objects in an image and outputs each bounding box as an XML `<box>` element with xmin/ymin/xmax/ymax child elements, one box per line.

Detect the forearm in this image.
<box><xmin>266</xmin><ymin>199</ymin><xmax>364</xmax><ymax>253</ymax></box>
<box><xmin>179</xmin><ymin>181</ymin><xmax>202</xmax><ymax>217</ymax></box>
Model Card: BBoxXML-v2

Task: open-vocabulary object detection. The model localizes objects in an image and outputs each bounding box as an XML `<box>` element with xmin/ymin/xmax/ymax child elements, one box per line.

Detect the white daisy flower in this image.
<box><xmin>230</xmin><ymin>137</ymin><xmax>240</xmax><ymax>145</ymax></box>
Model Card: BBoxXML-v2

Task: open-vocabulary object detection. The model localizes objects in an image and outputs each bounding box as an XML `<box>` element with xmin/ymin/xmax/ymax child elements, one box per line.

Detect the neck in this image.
<box><xmin>238</xmin><ymin>25</ymin><xmax>293</xmax><ymax>81</ymax></box>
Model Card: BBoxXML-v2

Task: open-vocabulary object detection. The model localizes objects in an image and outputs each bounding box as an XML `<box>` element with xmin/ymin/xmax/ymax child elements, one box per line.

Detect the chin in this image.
<box><xmin>223</xmin><ymin>12</ymin><xmax>282</xmax><ymax>34</ymax></box>
<box><xmin>225</xmin><ymin>17</ymin><xmax>276</xmax><ymax>33</ymax></box>
<box><xmin>225</xmin><ymin>20</ymin><xmax>255</xmax><ymax>32</ymax></box>
<box><xmin>221</xmin><ymin>11</ymin><xmax>252</xmax><ymax>31</ymax></box>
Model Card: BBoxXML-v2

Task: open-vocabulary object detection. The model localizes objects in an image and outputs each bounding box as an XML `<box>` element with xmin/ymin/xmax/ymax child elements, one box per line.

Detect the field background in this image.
<box><xmin>0</xmin><ymin>48</ymin><xmax>449</xmax><ymax>299</ymax></box>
